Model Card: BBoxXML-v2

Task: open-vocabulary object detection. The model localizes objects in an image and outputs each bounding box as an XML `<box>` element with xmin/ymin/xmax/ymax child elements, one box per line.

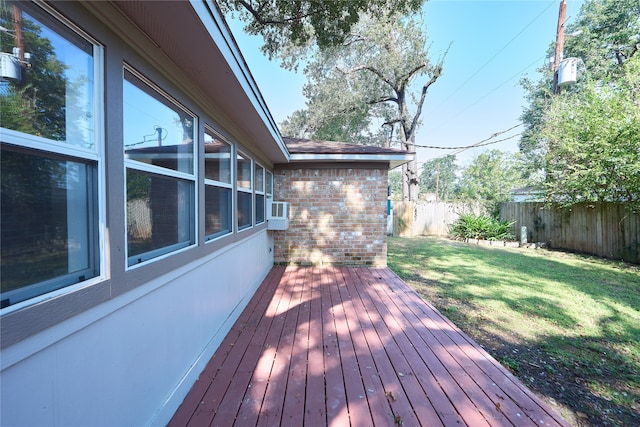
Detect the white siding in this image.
<box><xmin>1</xmin><ymin>231</ymin><xmax>273</xmax><ymax>427</ymax></box>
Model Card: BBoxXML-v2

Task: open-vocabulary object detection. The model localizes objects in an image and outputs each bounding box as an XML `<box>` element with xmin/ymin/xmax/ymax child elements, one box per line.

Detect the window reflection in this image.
<box><xmin>123</xmin><ymin>69</ymin><xmax>195</xmax><ymax>265</ymax></box>
<box><xmin>123</xmin><ymin>71</ymin><xmax>194</xmax><ymax>175</ymax></box>
<box><xmin>237</xmin><ymin>191</ymin><xmax>252</xmax><ymax>231</ymax></box>
<box><xmin>205</xmin><ymin>186</ymin><xmax>232</xmax><ymax>238</ymax></box>
<box><xmin>237</xmin><ymin>152</ymin><xmax>252</xmax><ymax>230</ymax></box>
<box><xmin>204</xmin><ymin>132</ymin><xmax>231</xmax><ymax>183</ymax></box>
<box><xmin>255</xmin><ymin>163</ymin><xmax>265</xmax><ymax>224</ymax></box>
<box><xmin>1</xmin><ymin>147</ymin><xmax>98</xmax><ymax>306</ymax></box>
<box><xmin>0</xmin><ymin>1</ymin><xmax>95</xmax><ymax>148</ymax></box>
<box><xmin>204</xmin><ymin>129</ymin><xmax>233</xmax><ymax>240</ymax></box>
<box><xmin>126</xmin><ymin>170</ymin><xmax>193</xmax><ymax>265</ymax></box>
<box><xmin>237</xmin><ymin>152</ymin><xmax>252</xmax><ymax>190</ymax></box>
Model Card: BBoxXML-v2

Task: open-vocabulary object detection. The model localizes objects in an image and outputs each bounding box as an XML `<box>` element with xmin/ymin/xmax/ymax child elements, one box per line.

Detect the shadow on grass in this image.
<box><xmin>389</xmin><ymin>236</ymin><xmax>640</xmax><ymax>427</ymax></box>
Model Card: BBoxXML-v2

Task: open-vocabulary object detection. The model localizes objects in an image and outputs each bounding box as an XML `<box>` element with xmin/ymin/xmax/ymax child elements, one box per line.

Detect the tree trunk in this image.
<box><xmin>402</xmin><ymin>163</ymin><xmax>409</xmax><ymax>201</ymax></box>
<box><xmin>401</xmin><ymin>134</ymin><xmax>419</xmax><ymax>201</ymax></box>
<box><xmin>407</xmin><ymin>157</ymin><xmax>419</xmax><ymax>201</ymax></box>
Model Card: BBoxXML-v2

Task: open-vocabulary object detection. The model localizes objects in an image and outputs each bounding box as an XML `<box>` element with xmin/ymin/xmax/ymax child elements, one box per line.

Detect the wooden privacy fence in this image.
<box><xmin>393</xmin><ymin>201</ymin><xmax>483</xmax><ymax>237</ymax></box>
<box><xmin>500</xmin><ymin>202</ymin><xmax>640</xmax><ymax>264</ymax></box>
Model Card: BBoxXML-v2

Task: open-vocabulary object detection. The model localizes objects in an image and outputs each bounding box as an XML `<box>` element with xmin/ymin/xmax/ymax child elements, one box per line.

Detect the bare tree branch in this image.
<box><xmin>407</xmin><ymin>64</ymin><xmax>442</xmax><ymax>137</ymax></box>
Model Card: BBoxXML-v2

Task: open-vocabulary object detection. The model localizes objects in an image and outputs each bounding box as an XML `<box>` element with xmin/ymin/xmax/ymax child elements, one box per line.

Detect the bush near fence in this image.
<box><xmin>393</xmin><ymin>201</ymin><xmax>484</xmax><ymax>237</ymax></box>
<box><xmin>500</xmin><ymin>202</ymin><xmax>639</xmax><ymax>264</ymax></box>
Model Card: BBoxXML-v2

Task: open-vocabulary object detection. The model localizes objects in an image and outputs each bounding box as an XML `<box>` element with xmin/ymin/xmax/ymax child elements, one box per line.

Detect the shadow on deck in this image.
<box><xmin>170</xmin><ymin>266</ymin><xmax>569</xmax><ymax>426</ymax></box>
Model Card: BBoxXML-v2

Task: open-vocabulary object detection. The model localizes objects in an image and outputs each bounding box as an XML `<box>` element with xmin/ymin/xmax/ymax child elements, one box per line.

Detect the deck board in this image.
<box><xmin>169</xmin><ymin>266</ymin><xmax>570</xmax><ymax>427</ymax></box>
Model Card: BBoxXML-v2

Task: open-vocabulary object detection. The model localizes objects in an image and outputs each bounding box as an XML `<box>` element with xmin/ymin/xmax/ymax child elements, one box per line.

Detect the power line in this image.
<box><xmin>412</xmin><ymin>123</ymin><xmax>522</xmax><ymax>150</ymax></box>
<box><xmin>415</xmin><ymin>124</ymin><xmax>523</xmax><ymax>166</ymax></box>
<box><xmin>433</xmin><ymin>0</ymin><xmax>557</xmax><ymax>110</ymax></box>
<box><xmin>455</xmin><ymin>54</ymin><xmax>547</xmax><ymax>117</ymax></box>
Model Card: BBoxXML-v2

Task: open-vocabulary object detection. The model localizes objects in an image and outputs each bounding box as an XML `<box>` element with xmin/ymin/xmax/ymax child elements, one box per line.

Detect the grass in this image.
<box><xmin>388</xmin><ymin>236</ymin><xmax>640</xmax><ymax>427</ymax></box>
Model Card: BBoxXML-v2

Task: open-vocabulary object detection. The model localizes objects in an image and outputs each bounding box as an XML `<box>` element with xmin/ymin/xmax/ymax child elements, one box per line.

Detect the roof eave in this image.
<box><xmin>189</xmin><ymin>0</ymin><xmax>290</xmax><ymax>161</ymax></box>
<box><xmin>288</xmin><ymin>153</ymin><xmax>415</xmax><ymax>169</ymax></box>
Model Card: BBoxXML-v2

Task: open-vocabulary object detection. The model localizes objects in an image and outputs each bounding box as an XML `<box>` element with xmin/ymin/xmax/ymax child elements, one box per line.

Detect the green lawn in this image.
<box><xmin>388</xmin><ymin>236</ymin><xmax>640</xmax><ymax>427</ymax></box>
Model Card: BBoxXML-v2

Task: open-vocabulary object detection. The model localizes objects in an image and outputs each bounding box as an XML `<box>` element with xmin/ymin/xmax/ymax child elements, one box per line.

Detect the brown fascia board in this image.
<box><xmin>102</xmin><ymin>0</ymin><xmax>289</xmax><ymax>163</ymax></box>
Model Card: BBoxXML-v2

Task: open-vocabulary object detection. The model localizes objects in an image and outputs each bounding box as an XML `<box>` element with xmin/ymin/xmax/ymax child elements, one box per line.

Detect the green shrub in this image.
<box><xmin>449</xmin><ymin>213</ymin><xmax>515</xmax><ymax>241</ymax></box>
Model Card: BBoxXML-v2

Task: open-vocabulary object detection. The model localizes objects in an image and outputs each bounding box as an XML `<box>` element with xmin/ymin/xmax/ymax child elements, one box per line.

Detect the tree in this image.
<box><xmin>541</xmin><ymin>56</ymin><xmax>640</xmax><ymax>206</ymax></box>
<box><xmin>458</xmin><ymin>150</ymin><xmax>524</xmax><ymax>215</ymax></box>
<box><xmin>519</xmin><ymin>0</ymin><xmax>640</xmax><ymax>203</ymax></box>
<box><xmin>563</xmin><ymin>0</ymin><xmax>640</xmax><ymax>78</ymax></box>
<box><xmin>282</xmin><ymin>14</ymin><xmax>445</xmax><ymax>201</ymax></box>
<box><xmin>419</xmin><ymin>155</ymin><xmax>458</xmax><ymax>201</ymax></box>
<box><xmin>0</xmin><ymin>4</ymin><xmax>67</xmax><ymax>141</ymax></box>
<box><xmin>219</xmin><ymin>0</ymin><xmax>424</xmax><ymax>65</ymax></box>
<box><xmin>388</xmin><ymin>170</ymin><xmax>403</xmax><ymax>202</ymax></box>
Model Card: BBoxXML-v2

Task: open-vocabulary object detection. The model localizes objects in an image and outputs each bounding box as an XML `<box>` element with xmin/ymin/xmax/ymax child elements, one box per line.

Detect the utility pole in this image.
<box><xmin>553</xmin><ymin>0</ymin><xmax>567</xmax><ymax>94</ymax></box>
<box><xmin>12</xmin><ymin>6</ymin><xmax>24</xmax><ymax>63</ymax></box>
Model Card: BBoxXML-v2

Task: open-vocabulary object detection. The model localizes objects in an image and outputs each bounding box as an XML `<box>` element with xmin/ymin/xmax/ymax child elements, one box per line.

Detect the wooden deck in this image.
<box><xmin>169</xmin><ymin>266</ymin><xmax>569</xmax><ymax>426</ymax></box>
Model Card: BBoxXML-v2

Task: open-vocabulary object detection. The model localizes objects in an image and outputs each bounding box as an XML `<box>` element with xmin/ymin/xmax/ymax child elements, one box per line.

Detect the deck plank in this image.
<box><xmin>357</xmin><ymin>268</ymin><xmax>468</xmax><ymax>426</ymax></box>
<box><xmin>345</xmin><ymin>267</ymin><xmax>458</xmax><ymax>426</ymax></box>
<box><xmin>255</xmin><ymin>265</ymin><xmax>305</xmax><ymax>426</ymax></box>
<box><xmin>231</xmin><ymin>267</ymin><xmax>296</xmax><ymax>425</ymax></box>
<box><xmin>169</xmin><ymin>266</ymin><xmax>570</xmax><ymax>427</ymax></box>
<box><xmin>303</xmin><ymin>268</ymin><xmax>328</xmax><ymax>426</ymax></box>
<box><xmin>319</xmin><ymin>267</ymin><xmax>350</xmax><ymax>426</ymax></box>
<box><xmin>281</xmin><ymin>267</ymin><xmax>312</xmax><ymax>425</ymax></box>
<box><xmin>377</xmin><ymin>267</ymin><xmax>569</xmax><ymax>427</ymax></box>
<box><xmin>325</xmin><ymin>267</ymin><xmax>374</xmax><ymax>426</ymax></box>
<box><xmin>335</xmin><ymin>268</ymin><xmax>397</xmax><ymax>424</ymax></box>
<box><xmin>170</xmin><ymin>267</ymin><xmax>285</xmax><ymax>426</ymax></box>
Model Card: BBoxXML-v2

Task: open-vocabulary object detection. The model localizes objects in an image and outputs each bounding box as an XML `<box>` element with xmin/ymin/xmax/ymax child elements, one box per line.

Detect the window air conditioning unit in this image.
<box><xmin>267</xmin><ymin>201</ymin><xmax>289</xmax><ymax>230</ymax></box>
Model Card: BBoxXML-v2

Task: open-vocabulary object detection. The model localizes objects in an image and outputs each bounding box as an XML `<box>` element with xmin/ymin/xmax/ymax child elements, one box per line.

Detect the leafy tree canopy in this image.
<box><xmin>419</xmin><ymin>155</ymin><xmax>458</xmax><ymax>201</ymax></box>
<box><xmin>563</xmin><ymin>0</ymin><xmax>640</xmax><ymax>78</ymax></box>
<box><xmin>519</xmin><ymin>0</ymin><xmax>640</xmax><ymax>206</ymax></box>
<box><xmin>388</xmin><ymin>170</ymin><xmax>403</xmax><ymax>202</ymax></box>
<box><xmin>219</xmin><ymin>0</ymin><xmax>425</xmax><ymax>67</ymax></box>
<box><xmin>281</xmin><ymin>14</ymin><xmax>445</xmax><ymax>200</ymax></box>
<box><xmin>0</xmin><ymin>3</ymin><xmax>67</xmax><ymax>140</ymax></box>
<box><xmin>541</xmin><ymin>55</ymin><xmax>640</xmax><ymax>206</ymax></box>
<box><xmin>458</xmin><ymin>150</ymin><xmax>525</xmax><ymax>215</ymax></box>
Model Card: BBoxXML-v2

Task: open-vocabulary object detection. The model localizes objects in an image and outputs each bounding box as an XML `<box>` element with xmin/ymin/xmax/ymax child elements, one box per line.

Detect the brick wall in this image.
<box><xmin>273</xmin><ymin>165</ymin><xmax>389</xmax><ymax>266</ymax></box>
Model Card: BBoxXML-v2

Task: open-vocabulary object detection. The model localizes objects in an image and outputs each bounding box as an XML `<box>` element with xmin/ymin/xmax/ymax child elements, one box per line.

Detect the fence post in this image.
<box><xmin>520</xmin><ymin>226</ymin><xmax>528</xmax><ymax>246</ymax></box>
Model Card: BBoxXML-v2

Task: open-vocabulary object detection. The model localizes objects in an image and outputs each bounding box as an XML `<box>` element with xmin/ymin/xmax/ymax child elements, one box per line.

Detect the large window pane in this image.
<box><xmin>237</xmin><ymin>152</ymin><xmax>251</xmax><ymax>190</ymax></box>
<box><xmin>0</xmin><ymin>2</ymin><xmax>95</xmax><ymax>148</ymax></box>
<box><xmin>255</xmin><ymin>194</ymin><xmax>265</xmax><ymax>224</ymax></box>
<box><xmin>123</xmin><ymin>71</ymin><xmax>194</xmax><ymax>175</ymax></box>
<box><xmin>255</xmin><ymin>163</ymin><xmax>264</xmax><ymax>193</ymax></box>
<box><xmin>204</xmin><ymin>132</ymin><xmax>231</xmax><ymax>183</ymax></box>
<box><xmin>266</xmin><ymin>171</ymin><xmax>273</xmax><ymax>196</ymax></box>
<box><xmin>126</xmin><ymin>170</ymin><xmax>194</xmax><ymax>265</ymax></box>
<box><xmin>237</xmin><ymin>191</ymin><xmax>252</xmax><ymax>230</ymax></box>
<box><xmin>1</xmin><ymin>147</ymin><xmax>98</xmax><ymax>307</ymax></box>
<box><xmin>205</xmin><ymin>186</ymin><xmax>232</xmax><ymax>239</ymax></box>
<box><xmin>255</xmin><ymin>163</ymin><xmax>265</xmax><ymax>224</ymax></box>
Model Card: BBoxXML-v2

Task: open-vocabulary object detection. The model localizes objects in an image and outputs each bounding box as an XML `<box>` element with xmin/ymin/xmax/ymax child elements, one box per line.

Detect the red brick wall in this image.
<box><xmin>273</xmin><ymin>165</ymin><xmax>389</xmax><ymax>266</ymax></box>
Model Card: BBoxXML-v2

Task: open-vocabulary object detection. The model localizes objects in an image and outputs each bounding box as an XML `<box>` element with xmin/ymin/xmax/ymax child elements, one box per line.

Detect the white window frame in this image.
<box><xmin>255</xmin><ymin>162</ymin><xmax>266</xmax><ymax>225</ymax></box>
<box><xmin>236</xmin><ymin>149</ymin><xmax>253</xmax><ymax>232</ymax></box>
<box><xmin>0</xmin><ymin>2</ymin><xmax>106</xmax><ymax>313</ymax></box>
<box><xmin>204</xmin><ymin>126</ymin><xmax>234</xmax><ymax>242</ymax></box>
<box><xmin>266</xmin><ymin>170</ymin><xmax>274</xmax><ymax>199</ymax></box>
<box><xmin>123</xmin><ymin>64</ymin><xmax>197</xmax><ymax>268</ymax></box>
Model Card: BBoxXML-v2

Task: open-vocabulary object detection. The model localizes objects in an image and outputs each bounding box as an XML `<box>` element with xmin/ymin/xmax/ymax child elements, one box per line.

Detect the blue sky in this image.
<box><xmin>227</xmin><ymin>0</ymin><xmax>584</xmax><ymax>167</ymax></box>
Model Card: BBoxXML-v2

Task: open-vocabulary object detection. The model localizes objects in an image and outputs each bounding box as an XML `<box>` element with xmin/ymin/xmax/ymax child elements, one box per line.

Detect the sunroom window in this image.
<box><xmin>236</xmin><ymin>151</ymin><xmax>252</xmax><ymax>231</ymax></box>
<box><xmin>204</xmin><ymin>128</ymin><xmax>233</xmax><ymax>240</ymax></box>
<box><xmin>255</xmin><ymin>163</ymin><xmax>265</xmax><ymax>224</ymax></box>
<box><xmin>0</xmin><ymin>2</ymin><xmax>102</xmax><ymax>308</ymax></box>
<box><xmin>266</xmin><ymin>170</ymin><xmax>273</xmax><ymax>199</ymax></box>
<box><xmin>123</xmin><ymin>67</ymin><xmax>195</xmax><ymax>266</ymax></box>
